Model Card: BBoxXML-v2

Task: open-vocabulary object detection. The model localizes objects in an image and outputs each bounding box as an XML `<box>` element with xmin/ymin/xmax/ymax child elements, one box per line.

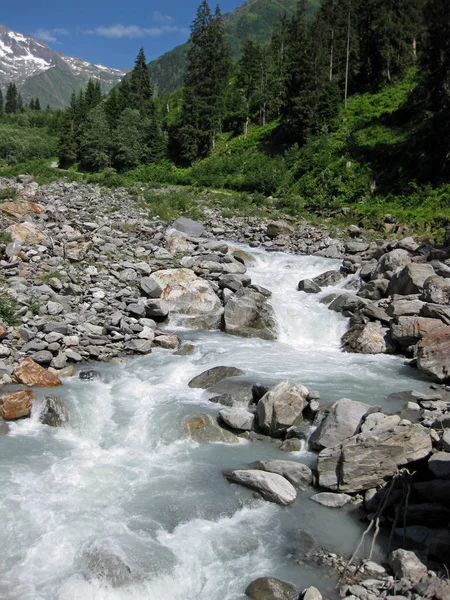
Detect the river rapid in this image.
<box><xmin>0</xmin><ymin>246</ymin><xmax>432</xmax><ymax>600</ymax></box>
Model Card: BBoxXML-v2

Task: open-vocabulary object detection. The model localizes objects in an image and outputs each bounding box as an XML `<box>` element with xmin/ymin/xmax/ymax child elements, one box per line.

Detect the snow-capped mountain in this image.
<box><xmin>0</xmin><ymin>24</ymin><xmax>129</xmax><ymax>107</ymax></box>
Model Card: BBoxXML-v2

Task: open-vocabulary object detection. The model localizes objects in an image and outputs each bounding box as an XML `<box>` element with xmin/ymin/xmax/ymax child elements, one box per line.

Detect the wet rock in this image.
<box><xmin>14</xmin><ymin>358</ymin><xmax>62</xmax><ymax>387</ymax></box>
<box><xmin>421</xmin><ymin>276</ymin><xmax>450</xmax><ymax>305</ymax></box>
<box><xmin>257</xmin><ymin>380</ymin><xmax>309</xmax><ymax>437</ymax></box>
<box><xmin>0</xmin><ymin>389</ymin><xmax>34</xmax><ymax>420</ymax></box>
<box><xmin>79</xmin><ymin>370</ymin><xmax>101</xmax><ymax>381</ymax></box>
<box><xmin>428</xmin><ymin>451</ymin><xmax>450</xmax><ymax>479</ymax></box>
<box><xmin>224</xmin><ymin>288</ymin><xmax>277</xmax><ymax>340</ymax></box>
<box><xmin>302</xmin><ymin>586</ymin><xmax>323</xmax><ymax>600</ymax></box>
<box><xmin>40</xmin><ymin>396</ymin><xmax>68</xmax><ymax>427</ymax></box>
<box><xmin>174</xmin><ymin>343</ymin><xmax>195</xmax><ymax>356</ymax></box>
<box><xmin>342</xmin><ymin>322</ymin><xmax>390</xmax><ymax>354</ymax></box>
<box><xmin>249</xmin><ymin>459</ymin><xmax>312</xmax><ymax>489</ymax></box>
<box><xmin>172</xmin><ymin>216</ymin><xmax>204</xmax><ymax>237</ymax></box>
<box><xmin>125</xmin><ymin>339</ymin><xmax>153</xmax><ymax>354</ymax></box>
<box><xmin>279</xmin><ymin>439</ymin><xmax>303</xmax><ymax>452</ymax></box>
<box><xmin>311</xmin><ymin>398</ymin><xmax>371</xmax><ymax>450</ymax></box>
<box><xmin>245</xmin><ymin>577</ymin><xmax>298</xmax><ymax>600</ymax></box>
<box><xmin>154</xmin><ymin>334</ymin><xmax>180</xmax><ymax>349</ymax></box>
<box><xmin>417</xmin><ymin>326</ymin><xmax>450</xmax><ymax>382</ymax></box>
<box><xmin>387</xmin><ymin>263</ymin><xmax>436</xmax><ymax>296</ymax></box>
<box><xmin>184</xmin><ymin>414</ymin><xmax>239</xmax><ymax>444</ymax></box>
<box><xmin>389</xmin><ymin>549</ymin><xmax>427</xmax><ymax>585</ymax></box>
<box><xmin>0</xmin><ymin>417</ymin><xmax>9</xmax><ymax>434</ymax></box>
<box><xmin>298</xmin><ymin>279</ymin><xmax>321</xmax><ymax>294</ymax></box>
<box><xmin>188</xmin><ymin>366</ymin><xmax>244</xmax><ymax>389</ymax></box>
<box><xmin>310</xmin><ymin>492</ymin><xmax>352</xmax><ymax>508</ymax></box>
<box><xmin>150</xmin><ymin>268</ymin><xmax>223</xmax><ymax>329</ymax></box>
<box><xmin>84</xmin><ymin>549</ymin><xmax>132</xmax><ymax>587</ymax></box>
<box><xmin>224</xmin><ymin>469</ymin><xmax>297</xmax><ymax>505</ymax></box>
<box><xmin>318</xmin><ymin>423</ymin><xmax>432</xmax><ymax>492</ymax></box>
<box><xmin>313</xmin><ymin>270</ymin><xmax>344</xmax><ymax>287</ymax></box>
<box><xmin>219</xmin><ymin>408</ymin><xmax>255</xmax><ymax>431</ymax></box>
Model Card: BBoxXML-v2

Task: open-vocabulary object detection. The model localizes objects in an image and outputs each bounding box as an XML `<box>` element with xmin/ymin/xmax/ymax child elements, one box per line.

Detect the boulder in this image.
<box><xmin>188</xmin><ymin>366</ymin><xmax>244</xmax><ymax>389</ymax></box>
<box><xmin>387</xmin><ymin>263</ymin><xmax>436</xmax><ymax>296</ymax></box>
<box><xmin>428</xmin><ymin>451</ymin><xmax>450</xmax><ymax>479</ymax></box>
<box><xmin>145</xmin><ymin>299</ymin><xmax>170</xmax><ymax>320</ymax></box>
<box><xmin>249</xmin><ymin>459</ymin><xmax>312</xmax><ymax>489</ymax></box>
<box><xmin>311</xmin><ymin>398</ymin><xmax>371</xmax><ymax>450</ymax></box>
<box><xmin>389</xmin><ymin>549</ymin><xmax>427</xmax><ymax>585</ymax></box>
<box><xmin>84</xmin><ymin>549</ymin><xmax>132</xmax><ymax>587</ymax></box>
<box><xmin>224</xmin><ymin>288</ymin><xmax>277</xmax><ymax>340</ymax></box>
<box><xmin>172</xmin><ymin>216</ymin><xmax>204</xmax><ymax>237</ymax></box>
<box><xmin>6</xmin><ymin>222</ymin><xmax>47</xmax><ymax>245</ymax></box>
<box><xmin>312</xmin><ymin>270</ymin><xmax>343</xmax><ymax>287</ymax></box>
<box><xmin>150</xmin><ymin>268</ymin><xmax>223</xmax><ymax>329</ymax></box>
<box><xmin>317</xmin><ymin>424</ymin><xmax>432</xmax><ymax>492</ymax></box>
<box><xmin>64</xmin><ymin>241</ymin><xmax>92</xmax><ymax>261</ymax></box>
<box><xmin>40</xmin><ymin>396</ymin><xmax>68</xmax><ymax>427</ymax></box>
<box><xmin>421</xmin><ymin>276</ymin><xmax>450</xmax><ymax>305</ymax></box>
<box><xmin>357</xmin><ymin>279</ymin><xmax>389</xmax><ymax>300</ymax></box>
<box><xmin>14</xmin><ymin>358</ymin><xmax>62</xmax><ymax>387</ymax></box>
<box><xmin>166</xmin><ymin>229</ymin><xmax>196</xmax><ymax>256</ymax></box>
<box><xmin>422</xmin><ymin>303</ymin><xmax>450</xmax><ymax>325</ymax></box>
<box><xmin>302</xmin><ymin>587</ymin><xmax>323</xmax><ymax>600</ymax></box>
<box><xmin>298</xmin><ymin>279</ymin><xmax>321</xmax><ymax>294</ymax></box>
<box><xmin>360</xmin><ymin>412</ymin><xmax>401</xmax><ymax>434</ymax></box>
<box><xmin>183</xmin><ymin>414</ymin><xmax>239</xmax><ymax>444</ymax></box>
<box><xmin>342</xmin><ymin>322</ymin><xmax>390</xmax><ymax>354</ymax></box>
<box><xmin>387</xmin><ymin>299</ymin><xmax>424</xmax><ymax>317</ymax></box>
<box><xmin>245</xmin><ymin>577</ymin><xmax>298</xmax><ymax>600</ymax></box>
<box><xmin>257</xmin><ymin>381</ymin><xmax>309</xmax><ymax>437</ymax></box>
<box><xmin>0</xmin><ymin>390</ymin><xmax>34</xmax><ymax>420</ymax></box>
<box><xmin>126</xmin><ymin>339</ymin><xmax>153</xmax><ymax>354</ymax></box>
<box><xmin>267</xmin><ymin>220</ymin><xmax>294</xmax><ymax>238</ymax></box>
<box><xmin>140</xmin><ymin>277</ymin><xmax>162</xmax><ymax>298</ymax></box>
<box><xmin>391</xmin><ymin>316</ymin><xmax>445</xmax><ymax>347</ymax></box>
<box><xmin>0</xmin><ymin>199</ymin><xmax>45</xmax><ymax>218</ymax></box>
<box><xmin>154</xmin><ymin>335</ymin><xmax>180</xmax><ymax>350</ymax></box>
<box><xmin>219</xmin><ymin>408</ymin><xmax>255</xmax><ymax>431</ymax></box>
<box><xmin>417</xmin><ymin>326</ymin><xmax>450</xmax><ymax>382</ymax></box>
<box><xmin>373</xmin><ymin>249</ymin><xmax>411</xmax><ymax>279</ymax></box>
<box><xmin>310</xmin><ymin>492</ymin><xmax>352</xmax><ymax>508</ymax></box>
<box><xmin>328</xmin><ymin>293</ymin><xmax>368</xmax><ymax>314</ymax></box>
<box><xmin>345</xmin><ymin>240</ymin><xmax>369</xmax><ymax>254</ymax></box>
<box><xmin>224</xmin><ymin>469</ymin><xmax>297</xmax><ymax>505</ymax></box>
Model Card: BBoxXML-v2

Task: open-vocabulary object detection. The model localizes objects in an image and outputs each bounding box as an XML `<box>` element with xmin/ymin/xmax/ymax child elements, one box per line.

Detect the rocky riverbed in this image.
<box><xmin>0</xmin><ymin>177</ymin><xmax>449</xmax><ymax>600</ymax></box>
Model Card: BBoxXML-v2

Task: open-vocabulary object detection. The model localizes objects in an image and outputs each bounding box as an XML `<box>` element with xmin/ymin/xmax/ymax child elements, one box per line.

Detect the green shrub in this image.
<box><xmin>0</xmin><ymin>288</ymin><xmax>19</xmax><ymax>326</ymax></box>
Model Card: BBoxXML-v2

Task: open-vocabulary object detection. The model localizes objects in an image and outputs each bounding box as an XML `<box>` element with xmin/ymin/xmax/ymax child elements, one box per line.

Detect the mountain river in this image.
<box><xmin>0</xmin><ymin>245</ymin><xmax>432</xmax><ymax>600</ymax></box>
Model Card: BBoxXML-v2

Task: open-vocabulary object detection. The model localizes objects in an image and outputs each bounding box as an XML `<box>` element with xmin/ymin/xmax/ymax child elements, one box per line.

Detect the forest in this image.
<box><xmin>0</xmin><ymin>0</ymin><xmax>449</xmax><ymax>236</ymax></box>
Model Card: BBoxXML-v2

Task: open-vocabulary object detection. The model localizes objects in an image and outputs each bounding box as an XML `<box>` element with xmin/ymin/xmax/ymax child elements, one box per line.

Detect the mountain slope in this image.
<box><xmin>0</xmin><ymin>24</ymin><xmax>129</xmax><ymax>108</ymax></box>
<box><xmin>149</xmin><ymin>0</ymin><xmax>319</xmax><ymax>95</ymax></box>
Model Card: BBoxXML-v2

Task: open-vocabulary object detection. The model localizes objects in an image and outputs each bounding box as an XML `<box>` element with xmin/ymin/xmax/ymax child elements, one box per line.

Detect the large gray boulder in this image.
<box><xmin>390</xmin><ymin>316</ymin><xmax>445</xmax><ymax>347</ymax></box>
<box><xmin>248</xmin><ymin>459</ymin><xmax>313</xmax><ymax>489</ymax></box>
<box><xmin>150</xmin><ymin>268</ymin><xmax>223</xmax><ymax>329</ymax></box>
<box><xmin>387</xmin><ymin>263</ymin><xmax>436</xmax><ymax>296</ymax></box>
<box><xmin>341</xmin><ymin>322</ymin><xmax>390</xmax><ymax>354</ymax></box>
<box><xmin>373</xmin><ymin>248</ymin><xmax>411</xmax><ymax>279</ymax></box>
<box><xmin>188</xmin><ymin>366</ymin><xmax>244</xmax><ymax>389</ymax></box>
<box><xmin>317</xmin><ymin>424</ymin><xmax>432</xmax><ymax>492</ymax></box>
<box><xmin>311</xmin><ymin>398</ymin><xmax>371</xmax><ymax>450</ymax></box>
<box><xmin>389</xmin><ymin>549</ymin><xmax>427</xmax><ymax>585</ymax></box>
<box><xmin>172</xmin><ymin>216</ymin><xmax>204</xmax><ymax>237</ymax></box>
<box><xmin>417</xmin><ymin>326</ymin><xmax>450</xmax><ymax>382</ymax></box>
<box><xmin>421</xmin><ymin>276</ymin><xmax>450</xmax><ymax>305</ymax></box>
<box><xmin>422</xmin><ymin>303</ymin><xmax>450</xmax><ymax>325</ymax></box>
<box><xmin>257</xmin><ymin>381</ymin><xmax>309</xmax><ymax>437</ymax></box>
<box><xmin>140</xmin><ymin>277</ymin><xmax>162</xmax><ymax>298</ymax></box>
<box><xmin>328</xmin><ymin>293</ymin><xmax>368</xmax><ymax>314</ymax></box>
<box><xmin>310</xmin><ymin>492</ymin><xmax>352</xmax><ymax>508</ymax></box>
<box><xmin>183</xmin><ymin>414</ymin><xmax>240</xmax><ymax>444</ymax></box>
<box><xmin>428</xmin><ymin>451</ymin><xmax>450</xmax><ymax>479</ymax></box>
<box><xmin>219</xmin><ymin>408</ymin><xmax>255</xmax><ymax>431</ymax></box>
<box><xmin>245</xmin><ymin>577</ymin><xmax>298</xmax><ymax>600</ymax></box>
<box><xmin>224</xmin><ymin>469</ymin><xmax>297</xmax><ymax>505</ymax></box>
<box><xmin>224</xmin><ymin>288</ymin><xmax>277</xmax><ymax>340</ymax></box>
<box><xmin>312</xmin><ymin>270</ymin><xmax>343</xmax><ymax>287</ymax></box>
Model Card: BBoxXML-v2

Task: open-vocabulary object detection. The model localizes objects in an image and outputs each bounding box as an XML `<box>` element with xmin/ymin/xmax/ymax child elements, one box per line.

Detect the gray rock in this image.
<box><xmin>374</xmin><ymin>249</ymin><xmax>411</xmax><ymax>279</ymax></box>
<box><xmin>310</xmin><ymin>492</ymin><xmax>352</xmax><ymax>508</ymax></box>
<box><xmin>245</xmin><ymin>577</ymin><xmax>297</xmax><ymax>600</ymax></box>
<box><xmin>357</xmin><ymin>279</ymin><xmax>389</xmax><ymax>300</ymax></box>
<box><xmin>298</xmin><ymin>279</ymin><xmax>321</xmax><ymax>294</ymax></box>
<box><xmin>65</xmin><ymin>349</ymin><xmax>82</xmax><ymax>362</ymax></box>
<box><xmin>421</xmin><ymin>276</ymin><xmax>450</xmax><ymax>305</ymax></box>
<box><xmin>417</xmin><ymin>326</ymin><xmax>450</xmax><ymax>382</ymax></box>
<box><xmin>0</xmin><ymin>417</ymin><xmax>9</xmax><ymax>434</ymax></box>
<box><xmin>51</xmin><ymin>352</ymin><xmax>67</xmax><ymax>369</ymax></box>
<box><xmin>328</xmin><ymin>293</ymin><xmax>368</xmax><ymax>314</ymax></box>
<box><xmin>172</xmin><ymin>216</ymin><xmax>204</xmax><ymax>237</ymax></box>
<box><xmin>317</xmin><ymin>424</ymin><xmax>432</xmax><ymax>492</ymax></box>
<box><xmin>302</xmin><ymin>587</ymin><xmax>323</xmax><ymax>600</ymax></box>
<box><xmin>428</xmin><ymin>451</ymin><xmax>450</xmax><ymax>479</ymax></box>
<box><xmin>224</xmin><ymin>288</ymin><xmax>277</xmax><ymax>340</ymax></box>
<box><xmin>31</xmin><ymin>350</ymin><xmax>53</xmax><ymax>364</ymax></box>
<box><xmin>188</xmin><ymin>366</ymin><xmax>244</xmax><ymax>389</ymax></box>
<box><xmin>219</xmin><ymin>408</ymin><xmax>255</xmax><ymax>431</ymax></box>
<box><xmin>279</xmin><ymin>439</ymin><xmax>303</xmax><ymax>452</ymax></box>
<box><xmin>249</xmin><ymin>459</ymin><xmax>312</xmax><ymax>489</ymax></box>
<box><xmin>422</xmin><ymin>303</ymin><xmax>450</xmax><ymax>325</ymax></box>
<box><xmin>389</xmin><ymin>549</ymin><xmax>427</xmax><ymax>585</ymax></box>
<box><xmin>184</xmin><ymin>414</ymin><xmax>239</xmax><ymax>444</ymax></box>
<box><xmin>140</xmin><ymin>277</ymin><xmax>162</xmax><ymax>298</ymax></box>
<box><xmin>391</xmin><ymin>316</ymin><xmax>445</xmax><ymax>347</ymax></box>
<box><xmin>40</xmin><ymin>396</ymin><xmax>68</xmax><ymax>427</ymax></box>
<box><xmin>224</xmin><ymin>469</ymin><xmax>297</xmax><ymax>505</ymax></box>
<box><xmin>342</xmin><ymin>322</ymin><xmax>389</xmax><ymax>354</ymax></box>
<box><xmin>145</xmin><ymin>299</ymin><xmax>169</xmax><ymax>320</ymax></box>
<box><xmin>127</xmin><ymin>303</ymin><xmax>147</xmax><ymax>318</ymax></box>
<box><xmin>345</xmin><ymin>241</ymin><xmax>369</xmax><ymax>254</ymax></box>
<box><xmin>84</xmin><ymin>549</ymin><xmax>132</xmax><ymax>587</ymax></box>
<box><xmin>257</xmin><ymin>380</ymin><xmax>309</xmax><ymax>437</ymax></box>
<box><xmin>386</xmin><ymin>299</ymin><xmax>424</xmax><ymax>317</ymax></box>
<box><xmin>387</xmin><ymin>263</ymin><xmax>436</xmax><ymax>296</ymax></box>
<box><xmin>443</xmin><ymin>429</ymin><xmax>450</xmax><ymax>452</ymax></box>
<box><xmin>311</xmin><ymin>398</ymin><xmax>371</xmax><ymax>450</ymax></box>
<box><xmin>313</xmin><ymin>270</ymin><xmax>344</xmax><ymax>287</ymax></box>
<box><xmin>266</xmin><ymin>220</ymin><xmax>295</xmax><ymax>238</ymax></box>
<box><xmin>125</xmin><ymin>339</ymin><xmax>153</xmax><ymax>354</ymax></box>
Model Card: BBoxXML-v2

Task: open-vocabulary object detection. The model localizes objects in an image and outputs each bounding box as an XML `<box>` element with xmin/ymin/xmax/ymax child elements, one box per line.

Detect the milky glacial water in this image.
<box><xmin>0</xmin><ymin>247</ymin><xmax>432</xmax><ymax>600</ymax></box>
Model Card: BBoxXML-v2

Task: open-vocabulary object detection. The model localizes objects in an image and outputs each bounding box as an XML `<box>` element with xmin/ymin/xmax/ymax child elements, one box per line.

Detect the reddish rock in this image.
<box><xmin>0</xmin><ymin>200</ymin><xmax>45</xmax><ymax>218</ymax></box>
<box><xmin>14</xmin><ymin>358</ymin><xmax>62</xmax><ymax>387</ymax></box>
<box><xmin>0</xmin><ymin>324</ymin><xmax>8</xmax><ymax>338</ymax></box>
<box><xmin>0</xmin><ymin>390</ymin><xmax>34</xmax><ymax>420</ymax></box>
<box><xmin>417</xmin><ymin>326</ymin><xmax>450</xmax><ymax>382</ymax></box>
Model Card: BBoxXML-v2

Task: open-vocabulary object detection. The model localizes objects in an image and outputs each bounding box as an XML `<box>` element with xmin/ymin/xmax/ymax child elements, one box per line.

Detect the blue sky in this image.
<box><xmin>2</xmin><ymin>0</ymin><xmax>244</xmax><ymax>68</ymax></box>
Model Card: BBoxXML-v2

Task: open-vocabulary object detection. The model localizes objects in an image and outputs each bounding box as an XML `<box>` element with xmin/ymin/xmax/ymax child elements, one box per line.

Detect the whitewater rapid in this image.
<box><xmin>0</xmin><ymin>247</ymin><xmax>431</xmax><ymax>600</ymax></box>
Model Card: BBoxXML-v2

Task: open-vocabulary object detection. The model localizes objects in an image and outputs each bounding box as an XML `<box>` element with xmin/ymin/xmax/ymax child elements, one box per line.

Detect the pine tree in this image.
<box><xmin>17</xmin><ymin>93</ymin><xmax>24</xmax><ymax>113</ymax></box>
<box><xmin>266</xmin><ymin>14</ymin><xmax>290</xmax><ymax>119</ymax></box>
<box><xmin>179</xmin><ymin>1</ymin><xmax>231</xmax><ymax>162</ymax></box>
<box><xmin>29</xmin><ymin>98</ymin><xmax>36</xmax><ymax>110</ymax></box>
<box><xmin>5</xmin><ymin>83</ymin><xmax>18</xmax><ymax>114</ymax></box>
<box><xmin>35</xmin><ymin>97</ymin><xmax>41</xmax><ymax>111</ymax></box>
<box><xmin>129</xmin><ymin>48</ymin><xmax>153</xmax><ymax>108</ymax></box>
<box><xmin>80</xmin><ymin>105</ymin><xmax>111</xmax><ymax>171</ymax></box>
<box><xmin>85</xmin><ymin>79</ymin><xmax>102</xmax><ymax>110</ymax></box>
<box><xmin>233</xmin><ymin>40</ymin><xmax>266</xmax><ymax>135</ymax></box>
<box><xmin>421</xmin><ymin>0</ymin><xmax>450</xmax><ymax>112</ymax></box>
<box><xmin>112</xmin><ymin>108</ymin><xmax>146</xmax><ymax>170</ymax></box>
<box><xmin>0</xmin><ymin>89</ymin><xmax>3</xmax><ymax>117</ymax></box>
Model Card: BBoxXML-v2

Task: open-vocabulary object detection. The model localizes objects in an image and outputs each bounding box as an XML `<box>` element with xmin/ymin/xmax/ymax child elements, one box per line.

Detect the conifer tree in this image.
<box><xmin>0</xmin><ymin>89</ymin><xmax>3</xmax><ymax>117</ymax></box>
<box><xmin>5</xmin><ymin>83</ymin><xmax>18</xmax><ymax>114</ymax></box>
<box><xmin>29</xmin><ymin>98</ymin><xmax>36</xmax><ymax>110</ymax></box>
<box><xmin>85</xmin><ymin>80</ymin><xmax>102</xmax><ymax>110</ymax></box>
<box><xmin>421</xmin><ymin>0</ymin><xmax>450</xmax><ymax>111</ymax></box>
<box><xmin>35</xmin><ymin>97</ymin><xmax>41</xmax><ymax>111</ymax></box>
<box><xmin>80</xmin><ymin>105</ymin><xmax>111</xmax><ymax>171</ymax></box>
<box><xmin>129</xmin><ymin>48</ymin><xmax>153</xmax><ymax>107</ymax></box>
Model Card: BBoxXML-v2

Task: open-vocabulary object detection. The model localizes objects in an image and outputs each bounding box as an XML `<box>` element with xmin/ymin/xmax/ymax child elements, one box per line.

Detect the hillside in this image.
<box><xmin>0</xmin><ymin>24</ymin><xmax>129</xmax><ymax>107</ymax></box>
<box><xmin>149</xmin><ymin>0</ymin><xmax>319</xmax><ymax>95</ymax></box>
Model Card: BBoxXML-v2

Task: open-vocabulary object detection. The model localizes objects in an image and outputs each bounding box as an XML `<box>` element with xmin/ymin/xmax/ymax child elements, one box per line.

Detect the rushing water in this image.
<box><xmin>0</xmin><ymin>247</ymin><xmax>433</xmax><ymax>600</ymax></box>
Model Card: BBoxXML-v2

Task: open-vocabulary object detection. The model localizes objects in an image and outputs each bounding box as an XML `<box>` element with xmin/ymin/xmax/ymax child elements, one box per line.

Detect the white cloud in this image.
<box><xmin>86</xmin><ymin>24</ymin><xmax>188</xmax><ymax>39</ymax></box>
<box><xmin>153</xmin><ymin>11</ymin><xmax>175</xmax><ymax>24</ymax></box>
<box><xmin>34</xmin><ymin>28</ymin><xmax>69</xmax><ymax>43</ymax></box>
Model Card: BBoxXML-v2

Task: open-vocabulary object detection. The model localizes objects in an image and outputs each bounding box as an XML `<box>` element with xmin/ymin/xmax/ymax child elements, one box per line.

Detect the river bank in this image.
<box><xmin>0</xmin><ymin>177</ymin><xmax>449</xmax><ymax>600</ymax></box>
